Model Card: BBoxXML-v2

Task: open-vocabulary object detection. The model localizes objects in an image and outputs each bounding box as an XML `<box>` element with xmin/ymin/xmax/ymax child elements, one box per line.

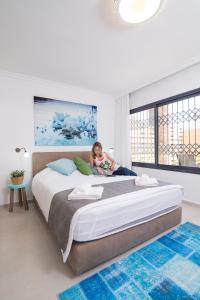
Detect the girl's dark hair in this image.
<box><xmin>92</xmin><ymin>142</ymin><xmax>103</xmax><ymax>159</ymax></box>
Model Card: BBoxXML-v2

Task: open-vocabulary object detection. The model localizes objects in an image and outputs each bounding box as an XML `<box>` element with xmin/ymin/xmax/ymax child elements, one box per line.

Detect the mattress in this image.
<box><xmin>32</xmin><ymin>168</ymin><xmax>183</xmax><ymax>242</ymax></box>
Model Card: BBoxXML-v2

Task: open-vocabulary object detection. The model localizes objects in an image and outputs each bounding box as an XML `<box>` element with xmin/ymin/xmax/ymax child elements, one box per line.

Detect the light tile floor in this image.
<box><xmin>0</xmin><ymin>202</ymin><xmax>199</xmax><ymax>300</ymax></box>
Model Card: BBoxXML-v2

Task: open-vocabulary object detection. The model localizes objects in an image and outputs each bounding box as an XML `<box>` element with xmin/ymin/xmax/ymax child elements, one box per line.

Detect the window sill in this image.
<box><xmin>132</xmin><ymin>162</ymin><xmax>200</xmax><ymax>175</ymax></box>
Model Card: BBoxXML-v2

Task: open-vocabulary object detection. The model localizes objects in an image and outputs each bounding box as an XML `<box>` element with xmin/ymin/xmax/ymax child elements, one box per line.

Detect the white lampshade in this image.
<box><xmin>118</xmin><ymin>0</ymin><xmax>161</xmax><ymax>24</ymax></box>
<box><xmin>24</xmin><ymin>152</ymin><xmax>30</xmax><ymax>158</ymax></box>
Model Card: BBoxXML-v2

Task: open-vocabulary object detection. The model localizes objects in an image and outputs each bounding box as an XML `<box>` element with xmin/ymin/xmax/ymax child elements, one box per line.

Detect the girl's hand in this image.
<box><xmin>105</xmin><ymin>152</ymin><xmax>116</xmax><ymax>171</ymax></box>
<box><xmin>110</xmin><ymin>165</ymin><xmax>114</xmax><ymax>171</ymax></box>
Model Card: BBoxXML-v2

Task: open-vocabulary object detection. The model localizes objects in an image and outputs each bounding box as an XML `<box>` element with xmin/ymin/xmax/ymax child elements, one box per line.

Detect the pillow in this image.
<box><xmin>73</xmin><ymin>157</ymin><xmax>93</xmax><ymax>175</ymax></box>
<box><xmin>47</xmin><ymin>158</ymin><xmax>77</xmax><ymax>176</ymax></box>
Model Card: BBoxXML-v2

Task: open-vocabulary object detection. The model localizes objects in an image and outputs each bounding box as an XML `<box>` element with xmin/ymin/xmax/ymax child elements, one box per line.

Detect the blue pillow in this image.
<box><xmin>47</xmin><ymin>158</ymin><xmax>77</xmax><ymax>176</ymax></box>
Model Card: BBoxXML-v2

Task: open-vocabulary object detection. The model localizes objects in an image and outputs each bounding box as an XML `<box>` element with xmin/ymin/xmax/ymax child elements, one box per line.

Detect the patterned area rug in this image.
<box><xmin>58</xmin><ymin>222</ymin><xmax>200</xmax><ymax>300</ymax></box>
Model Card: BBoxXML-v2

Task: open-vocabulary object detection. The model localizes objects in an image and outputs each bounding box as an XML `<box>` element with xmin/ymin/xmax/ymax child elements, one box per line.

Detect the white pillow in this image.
<box><xmin>70</xmin><ymin>170</ymin><xmax>90</xmax><ymax>177</ymax></box>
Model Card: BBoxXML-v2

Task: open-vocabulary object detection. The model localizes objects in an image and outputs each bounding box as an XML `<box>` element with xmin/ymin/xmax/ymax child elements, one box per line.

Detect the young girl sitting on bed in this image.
<box><xmin>89</xmin><ymin>141</ymin><xmax>137</xmax><ymax>176</ymax></box>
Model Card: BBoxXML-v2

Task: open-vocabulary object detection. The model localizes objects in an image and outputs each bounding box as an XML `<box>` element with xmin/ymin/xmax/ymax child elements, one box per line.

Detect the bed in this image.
<box><xmin>32</xmin><ymin>151</ymin><xmax>183</xmax><ymax>275</ymax></box>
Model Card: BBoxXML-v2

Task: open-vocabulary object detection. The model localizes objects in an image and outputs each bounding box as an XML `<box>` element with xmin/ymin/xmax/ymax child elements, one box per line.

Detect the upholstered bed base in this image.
<box><xmin>67</xmin><ymin>207</ymin><xmax>182</xmax><ymax>274</ymax></box>
<box><xmin>34</xmin><ymin>196</ymin><xmax>181</xmax><ymax>275</ymax></box>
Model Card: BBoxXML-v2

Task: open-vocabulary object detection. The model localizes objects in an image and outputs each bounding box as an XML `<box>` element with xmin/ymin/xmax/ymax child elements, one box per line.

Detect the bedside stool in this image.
<box><xmin>7</xmin><ymin>183</ymin><xmax>29</xmax><ymax>212</ymax></box>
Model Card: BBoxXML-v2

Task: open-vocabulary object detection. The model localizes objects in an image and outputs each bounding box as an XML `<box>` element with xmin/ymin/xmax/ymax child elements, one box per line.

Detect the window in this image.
<box><xmin>130</xmin><ymin>88</ymin><xmax>200</xmax><ymax>174</ymax></box>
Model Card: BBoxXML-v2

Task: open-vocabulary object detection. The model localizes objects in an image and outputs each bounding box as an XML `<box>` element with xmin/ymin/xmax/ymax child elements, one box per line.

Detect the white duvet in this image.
<box><xmin>32</xmin><ymin>168</ymin><xmax>183</xmax><ymax>263</ymax></box>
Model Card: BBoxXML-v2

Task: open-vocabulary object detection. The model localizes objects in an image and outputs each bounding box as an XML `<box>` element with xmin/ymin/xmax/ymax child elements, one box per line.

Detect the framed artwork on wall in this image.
<box><xmin>34</xmin><ymin>96</ymin><xmax>97</xmax><ymax>146</ymax></box>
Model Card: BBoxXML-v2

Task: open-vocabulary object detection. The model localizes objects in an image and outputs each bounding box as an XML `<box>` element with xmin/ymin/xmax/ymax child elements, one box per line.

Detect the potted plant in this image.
<box><xmin>10</xmin><ymin>170</ymin><xmax>25</xmax><ymax>185</ymax></box>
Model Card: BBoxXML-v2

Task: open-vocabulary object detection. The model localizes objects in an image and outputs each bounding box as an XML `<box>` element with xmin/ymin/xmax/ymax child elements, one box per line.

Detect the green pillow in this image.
<box><xmin>73</xmin><ymin>157</ymin><xmax>93</xmax><ymax>175</ymax></box>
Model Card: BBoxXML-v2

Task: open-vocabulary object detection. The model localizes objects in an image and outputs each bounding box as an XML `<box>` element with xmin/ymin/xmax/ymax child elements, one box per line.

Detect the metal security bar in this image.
<box><xmin>158</xmin><ymin>95</ymin><xmax>200</xmax><ymax>167</ymax></box>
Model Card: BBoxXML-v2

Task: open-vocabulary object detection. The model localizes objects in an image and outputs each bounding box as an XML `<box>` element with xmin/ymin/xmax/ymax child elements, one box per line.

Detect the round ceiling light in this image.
<box><xmin>118</xmin><ymin>0</ymin><xmax>161</xmax><ymax>24</ymax></box>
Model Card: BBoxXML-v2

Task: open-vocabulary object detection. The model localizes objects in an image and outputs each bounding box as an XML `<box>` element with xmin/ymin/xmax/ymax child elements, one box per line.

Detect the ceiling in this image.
<box><xmin>0</xmin><ymin>0</ymin><xmax>200</xmax><ymax>96</ymax></box>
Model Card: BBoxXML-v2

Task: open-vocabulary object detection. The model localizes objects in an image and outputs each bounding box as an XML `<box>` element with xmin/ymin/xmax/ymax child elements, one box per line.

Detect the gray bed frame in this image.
<box><xmin>32</xmin><ymin>151</ymin><xmax>182</xmax><ymax>275</ymax></box>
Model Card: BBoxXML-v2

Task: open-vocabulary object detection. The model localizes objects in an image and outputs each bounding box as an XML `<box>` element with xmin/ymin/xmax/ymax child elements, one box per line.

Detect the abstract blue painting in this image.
<box><xmin>34</xmin><ymin>96</ymin><xmax>97</xmax><ymax>146</ymax></box>
<box><xmin>58</xmin><ymin>222</ymin><xmax>200</xmax><ymax>300</ymax></box>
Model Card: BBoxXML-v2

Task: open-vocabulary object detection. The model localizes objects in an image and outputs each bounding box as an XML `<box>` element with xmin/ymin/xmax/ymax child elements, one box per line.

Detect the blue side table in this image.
<box><xmin>7</xmin><ymin>183</ymin><xmax>29</xmax><ymax>212</ymax></box>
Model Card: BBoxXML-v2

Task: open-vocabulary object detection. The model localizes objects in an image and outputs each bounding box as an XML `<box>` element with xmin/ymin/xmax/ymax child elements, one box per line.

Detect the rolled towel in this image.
<box><xmin>135</xmin><ymin>174</ymin><xmax>158</xmax><ymax>187</ymax></box>
<box><xmin>68</xmin><ymin>186</ymin><xmax>104</xmax><ymax>200</ymax></box>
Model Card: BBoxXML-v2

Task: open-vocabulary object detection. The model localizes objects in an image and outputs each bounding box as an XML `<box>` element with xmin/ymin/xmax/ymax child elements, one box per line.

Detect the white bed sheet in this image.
<box><xmin>32</xmin><ymin>168</ymin><xmax>183</xmax><ymax>243</ymax></box>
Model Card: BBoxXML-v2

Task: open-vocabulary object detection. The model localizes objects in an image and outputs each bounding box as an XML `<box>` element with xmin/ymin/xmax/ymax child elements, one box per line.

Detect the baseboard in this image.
<box><xmin>0</xmin><ymin>199</ymin><xmax>34</xmax><ymax>207</ymax></box>
<box><xmin>183</xmin><ymin>199</ymin><xmax>200</xmax><ymax>208</ymax></box>
<box><xmin>1</xmin><ymin>199</ymin><xmax>199</xmax><ymax>208</ymax></box>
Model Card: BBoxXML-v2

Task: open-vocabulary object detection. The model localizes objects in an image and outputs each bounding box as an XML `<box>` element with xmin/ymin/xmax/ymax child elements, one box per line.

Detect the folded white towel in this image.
<box><xmin>68</xmin><ymin>186</ymin><xmax>104</xmax><ymax>200</ymax></box>
<box><xmin>135</xmin><ymin>174</ymin><xmax>159</xmax><ymax>187</ymax></box>
<box><xmin>73</xmin><ymin>184</ymin><xmax>92</xmax><ymax>195</ymax></box>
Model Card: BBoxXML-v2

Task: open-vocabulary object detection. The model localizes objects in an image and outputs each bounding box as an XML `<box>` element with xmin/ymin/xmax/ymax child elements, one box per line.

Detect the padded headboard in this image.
<box><xmin>32</xmin><ymin>151</ymin><xmax>90</xmax><ymax>176</ymax></box>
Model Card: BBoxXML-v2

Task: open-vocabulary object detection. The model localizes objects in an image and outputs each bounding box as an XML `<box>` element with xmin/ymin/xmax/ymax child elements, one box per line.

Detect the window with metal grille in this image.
<box><xmin>130</xmin><ymin>88</ymin><xmax>200</xmax><ymax>174</ymax></box>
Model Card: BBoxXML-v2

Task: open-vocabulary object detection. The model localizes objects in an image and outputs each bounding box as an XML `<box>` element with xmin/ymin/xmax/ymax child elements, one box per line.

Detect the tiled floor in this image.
<box><xmin>0</xmin><ymin>202</ymin><xmax>199</xmax><ymax>300</ymax></box>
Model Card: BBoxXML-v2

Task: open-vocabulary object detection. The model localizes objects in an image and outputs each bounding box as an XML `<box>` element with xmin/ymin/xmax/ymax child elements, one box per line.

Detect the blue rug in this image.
<box><xmin>58</xmin><ymin>222</ymin><xmax>200</xmax><ymax>300</ymax></box>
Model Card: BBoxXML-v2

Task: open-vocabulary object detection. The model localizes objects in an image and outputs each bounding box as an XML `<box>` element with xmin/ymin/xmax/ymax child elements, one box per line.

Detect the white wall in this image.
<box><xmin>130</xmin><ymin>63</ymin><xmax>200</xmax><ymax>205</ymax></box>
<box><xmin>0</xmin><ymin>71</ymin><xmax>115</xmax><ymax>205</ymax></box>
